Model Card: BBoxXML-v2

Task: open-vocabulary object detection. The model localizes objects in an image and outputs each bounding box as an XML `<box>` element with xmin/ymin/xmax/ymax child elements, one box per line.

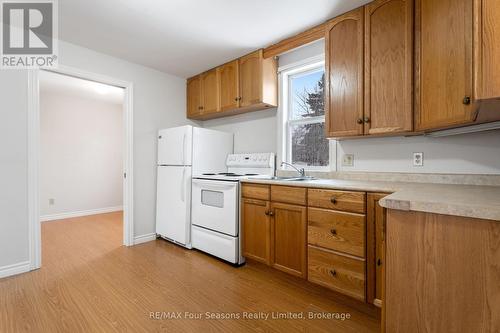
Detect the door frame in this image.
<box><xmin>27</xmin><ymin>65</ymin><xmax>135</xmax><ymax>270</ymax></box>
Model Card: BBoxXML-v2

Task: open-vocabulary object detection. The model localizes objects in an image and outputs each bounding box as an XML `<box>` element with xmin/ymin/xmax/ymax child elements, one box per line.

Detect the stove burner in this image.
<box><xmin>218</xmin><ymin>172</ymin><xmax>235</xmax><ymax>175</ymax></box>
<box><xmin>202</xmin><ymin>173</ymin><xmax>216</xmax><ymax>175</ymax></box>
<box><xmin>244</xmin><ymin>173</ymin><xmax>259</xmax><ymax>176</ymax></box>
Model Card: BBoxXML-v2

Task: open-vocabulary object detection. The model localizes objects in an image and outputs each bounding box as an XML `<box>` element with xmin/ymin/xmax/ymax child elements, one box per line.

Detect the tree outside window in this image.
<box><xmin>285</xmin><ymin>64</ymin><xmax>329</xmax><ymax>168</ymax></box>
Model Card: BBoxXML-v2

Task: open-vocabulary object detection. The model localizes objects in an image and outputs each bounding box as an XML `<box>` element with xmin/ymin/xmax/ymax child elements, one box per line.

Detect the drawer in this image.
<box><xmin>308</xmin><ymin>189</ymin><xmax>366</xmax><ymax>213</ymax></box>
<box><xmin>271</xmin><ymin>185</ymin><xmax>306</xmax><ymax>205</ymax></box>
<box><xmin>241</xmin><ymin>183</ymin><xmax>270</xmax><ymax>200</ymax></box>
<box><xmin>308</xmin><ymin>245</ymin><xmax>365</xmax><ymax>301</ymax></box>
<box><xmin>308</xmin><ymin>208</ymin><xmax>366</xmax><ymax>258</ymax></box>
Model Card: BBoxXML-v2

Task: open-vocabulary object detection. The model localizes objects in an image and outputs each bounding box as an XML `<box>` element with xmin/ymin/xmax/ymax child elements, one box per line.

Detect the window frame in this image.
<box><xmin>278</xmin><ymin>55</ymin><xmax>335</xmax><ymax>171</ymax></box>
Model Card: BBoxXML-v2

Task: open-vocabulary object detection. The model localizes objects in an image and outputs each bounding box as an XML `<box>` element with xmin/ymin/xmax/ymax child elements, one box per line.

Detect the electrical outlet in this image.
<box><xmin>49</xmin><ymin>198</ymin><xmax>55</xmax><ymax>205</ymax></box>
<box><xmin>342</xmin><ymin>154</ymin><xmax>354</xmax><ymax>167</ymax></box>
<box><xmin>413</xmin><ymin>152</ymin><xmax>424</xmax><ymax>167</ymax></box>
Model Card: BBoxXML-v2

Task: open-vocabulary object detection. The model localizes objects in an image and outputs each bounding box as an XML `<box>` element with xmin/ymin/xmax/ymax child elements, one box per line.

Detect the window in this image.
<box><xmin>280</xmin><ymin>59</ymin><xmax>331</xmax><ymax>169</ymax></box>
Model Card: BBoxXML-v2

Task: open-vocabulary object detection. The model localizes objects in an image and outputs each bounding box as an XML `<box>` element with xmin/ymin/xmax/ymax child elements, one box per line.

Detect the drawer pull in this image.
<box><xmin>329</xmin><ymin>269</ymin><xmax>337</xmax><ymax>277</ymax></box>
<box><xmin>330</xmin><ymin>197</ymin><xmax>337</xmax><ymax>204</ymax></box>
<box><xmin>377</xmin><ymin>258</ymin><xmax>382</xmax><ymax>266</ymax></box>
<box><xmin>330</xmin><ymin>229</ymin><xmax>337</xmax><ymax>236</ymax></box>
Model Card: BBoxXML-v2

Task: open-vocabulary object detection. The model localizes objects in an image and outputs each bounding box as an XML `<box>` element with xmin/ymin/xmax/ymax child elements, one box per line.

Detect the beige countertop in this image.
<box><xmin>241</xmin><ymin>178</ymin><xmax>500</xmax><ymax>221</ymax></box>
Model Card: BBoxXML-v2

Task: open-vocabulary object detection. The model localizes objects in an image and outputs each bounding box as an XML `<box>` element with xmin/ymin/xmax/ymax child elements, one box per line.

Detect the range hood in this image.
<box><xmin>426</xmin><ymin>98</ymin><xmax>500</xmax><ymax>137</ymax></box>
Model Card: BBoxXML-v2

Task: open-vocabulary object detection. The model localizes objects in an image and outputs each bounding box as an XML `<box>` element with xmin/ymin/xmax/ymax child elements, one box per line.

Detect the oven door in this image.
<box><xmin>191</xmin><ymin>179</ymin><xmax>238</xmax><ymax>237</ymax></box>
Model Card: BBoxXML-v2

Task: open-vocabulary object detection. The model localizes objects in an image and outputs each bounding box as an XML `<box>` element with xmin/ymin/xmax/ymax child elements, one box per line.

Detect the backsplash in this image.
<box><xmin>277</xmin><ymin>170</ymin><xmax>500</xmax><ymax>186</ymax></box>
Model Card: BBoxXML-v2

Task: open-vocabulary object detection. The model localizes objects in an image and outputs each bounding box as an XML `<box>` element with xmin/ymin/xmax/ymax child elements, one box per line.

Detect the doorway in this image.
<box><xmin>28</xmin><ymin>66</ymin><xmax>134</xmax><ymax>270</ymax></box>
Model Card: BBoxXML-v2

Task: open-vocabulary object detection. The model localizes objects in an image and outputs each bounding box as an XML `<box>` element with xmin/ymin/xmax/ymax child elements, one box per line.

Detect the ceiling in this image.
<box><xmin>40</xmin><ymin>71</ymin><xmax>124</xmax><ymax>105</ymax></box>
<box><xmin>59</xmin><ymin>0</ymin><xmax>371</xmax><ymax>78</ymax></box>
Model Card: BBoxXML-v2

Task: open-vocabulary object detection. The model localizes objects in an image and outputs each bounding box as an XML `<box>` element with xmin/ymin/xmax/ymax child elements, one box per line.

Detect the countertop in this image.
<box><xmin>241</xmin><ymin>178</ymin><xmax>500</xmax><ymax>222</ymax></box>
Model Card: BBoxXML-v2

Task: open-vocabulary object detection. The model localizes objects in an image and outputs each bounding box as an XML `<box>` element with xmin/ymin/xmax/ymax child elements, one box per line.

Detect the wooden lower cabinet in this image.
<box><xmin>271</xmin><ymin>202</ymin><xmax>307</xmax><ymax>278</ymax></box>
<box><xmin>242</xmin><ymin>184</ymin><xmax>386</xmax><ymax>305</ymax></box>
<box><xmin>366</xmin><ymin>193</ymin><xmax>387</xmax><ymax>307</ymax></box>
<box><xmin>308</xmin><ymin>245</ymin><xmax>366</xmax><ymax>301</ymax></box>
<box><xmin>384</xmin><ymin>210</ymin><xmax>500</xmax><ymax>333</ymax></box>
<box><xmin>308</xmin><ymin>208</ymin><xmax>366</xmax><ymax>257</ymax></box>
<box><xmin>241</xmin><ymin>198</ymin><xmax>271</xmax><ymax>264</ymax></box>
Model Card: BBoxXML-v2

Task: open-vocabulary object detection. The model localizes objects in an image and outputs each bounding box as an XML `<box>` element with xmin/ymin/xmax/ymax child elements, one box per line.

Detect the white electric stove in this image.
<box><xmin>191</xmin><ymin>153</ymin><xmax>275</xmax><ymax>264</ymax></box>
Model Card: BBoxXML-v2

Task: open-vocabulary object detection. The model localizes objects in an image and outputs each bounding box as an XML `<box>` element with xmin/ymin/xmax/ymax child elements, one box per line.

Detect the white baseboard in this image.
<box><xmin>134</xmin><ymin>232</ymin><xmax>157</xmax><ymax>245</ymax></box>
<box><xmin>0</xmin><ymin>261</ymin><xmax>31</xmax><ymax>279</ymax></box>
<box><xmin>40</xmin><ymin>206</ymin><xmax>123</xmax><ymax>222</ymax></box>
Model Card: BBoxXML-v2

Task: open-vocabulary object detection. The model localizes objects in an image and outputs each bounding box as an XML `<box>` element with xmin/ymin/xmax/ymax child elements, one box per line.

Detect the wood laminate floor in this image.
<box><xmin>0</xmin><ymin>212</ymin><xmax>380</xmax><ymax>332</ymax></box>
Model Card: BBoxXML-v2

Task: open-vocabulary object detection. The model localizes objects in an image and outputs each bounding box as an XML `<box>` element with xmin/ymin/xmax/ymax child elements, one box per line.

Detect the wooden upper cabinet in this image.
<box><xmin>218</xmin><ymin>60</ymin><xmax>239</xmax><ymax>111</ymax></box>
<box><xmin>325</xmin><ymin>7</ymin><xmax>365</xmax><ymax>138</ymax></box>
<box><xmin>187</xmin><ymin>76</ymin><xmax>202</xmax><ymax>118</ymax></box>
<box><xmin>365</xmin><ymin>0</ymin><xmax>413</xmax><ymax>135</ymax></box>
<box><xmin>200</xmin><ymin>69</ymin><xmax>219</xmax><ymax>115</ymax></box>
<box><xmin>475</xmin><ymin>0</ymin><xmax>500</xmax><ymax>100</ymax></box>
<box><xmin>415</xmin><ymin>0</ymin><xmax>474</xmax><ymax>131</ymax></box>
<box><xmin>186</xmin><ymin>49</ymin><xmax>277</xmax><ymax>120</ymax></box>
<box><xmin>271</xmin><ymin>202</ymin><xmax>307</xmax><ymax>278</ymax></box>
<box><xmin>238</xmin><ymin>49</ymin><xmax>277</xmax><ymax>109</ymax></box>
<box><xmin>239</xmin><ymin>50</ymin><xmax>262</xmax><ymax>107</ymax></box>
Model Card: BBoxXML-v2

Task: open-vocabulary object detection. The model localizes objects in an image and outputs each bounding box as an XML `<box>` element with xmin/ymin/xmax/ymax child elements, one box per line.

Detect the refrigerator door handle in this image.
<box><xmin>182</xmin><ymin>133</ymin><xmax>187</xmax><ymax>165</ymax></box>
<box><xmin>181</xmin><ymin>167</ymin><xmax>186</xmax><ymax>202</ymax></box>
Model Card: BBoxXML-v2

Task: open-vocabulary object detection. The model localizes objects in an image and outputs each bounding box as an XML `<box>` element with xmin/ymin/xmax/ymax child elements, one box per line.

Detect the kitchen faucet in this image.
<box><xmin>281</xmin><ymin>162</ymin><xmax>305</xmax><ymax>177</ymax></box>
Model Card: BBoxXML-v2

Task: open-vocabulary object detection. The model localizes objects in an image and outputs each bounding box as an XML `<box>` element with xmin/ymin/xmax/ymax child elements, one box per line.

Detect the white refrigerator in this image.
<box><xmin>156</xmin><ymin>125</ymin><xmax>233</xmax><ymax>248</ymax></box>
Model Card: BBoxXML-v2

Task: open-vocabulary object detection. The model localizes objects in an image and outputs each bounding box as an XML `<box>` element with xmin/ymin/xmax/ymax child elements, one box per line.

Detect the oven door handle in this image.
<box><xmin>193</xmin><ymin>179</ymin><xmax>238</xmax><ymax>190</ymax></box>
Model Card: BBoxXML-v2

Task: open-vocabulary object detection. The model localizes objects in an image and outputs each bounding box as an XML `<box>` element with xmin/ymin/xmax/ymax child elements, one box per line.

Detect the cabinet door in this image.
<box><xmin>365</xmin><ymin>0</ymin><xmax>413</xmax><ymax>135</ymax></box>
<box><xmin>200</xmin><ymin>69</ymin><xmax>219</xmax><ymax>114</ymax></box>
<box><xmin>187</xmin><ymin>76</ymin><xmax>202</xmax><ymax>118</ymax></box>
<box><xmin>475</xmin><ymin>0</ymin><xmax>500</xmax><ymax>100</ymax></box>
<box><xmin>271</xmin><ymin>202</ymin><xmax>307</xmax><ymax>278</ymax></box>
<box><xmin>415</xmin><ymin>0</ymin><xmax>474</xmax><ymax>131</ymax></box>
<box><xmin>218</xmin><ymin>60</ymin><xmax>239</xmax><ymax>111</ymax></box>
<box><xmin>242</xmin><ymin>198</ymin><xmax>271</xmax><ymax>264</ymax></box>
<box><xmin>325</xmin><ymin>7</ymin><xmax>364</xmax><ymax>138</ymax></box>
<box><xmin>239</xmin><ymin>50</ymin><xmax>262</xmax><ymax>107</ymax></box>
<box><xmin>366</xmin><ymin>193</ymin><xmax>387</xmax><ymax>308</ymax></box>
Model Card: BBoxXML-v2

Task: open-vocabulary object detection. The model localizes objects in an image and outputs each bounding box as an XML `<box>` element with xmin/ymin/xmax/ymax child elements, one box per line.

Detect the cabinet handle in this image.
<box><xmin>364</xmin><ymin>116</ymin><xmax>370</xmax><ymax>124</ymax></box>
<box><xmin>265</xmin><ymin>210</ymin><xmax>270</xmax><ymax>216</ymax></box>
<box><xmin>377</xmin><ymin>258</ymin><xmax>382</xmax><ymax>266</ymax></box>
<box><xmin>463</xmin><ymin>96</ymin><xmax>471</xmax><ymax>105</ymax></box>
<box><xmin>330</xmin><ymin>229</ymin><xmax>337</xmax><ymax>236</ymax></box>
<box><xmin>330</xmin><ymin>197</ymin><xmax>337</xmax><ymax>204</ymax></box>
<box><xmin>238</xmin><ymin>97</ymin><xmax>242</xmax><ymax>101</ymax></box>
<box><xmin>357</xmin><ymin>118</ymin><xmax>363</xmax><ymax>124</ymax></box>
<box><xmin>268</xmin><ymin>211</ymin><xmax>274</xmax><ymax>216</ymax></box>
<box><xmin>329</xmin><ymin>269</ymin><xmax>337</xmax><ymax>277</ymax></box>
<box><xmin>234</xmin><ymin>97</ymin><xmax>238</xmax><ymax>101</ymax></box>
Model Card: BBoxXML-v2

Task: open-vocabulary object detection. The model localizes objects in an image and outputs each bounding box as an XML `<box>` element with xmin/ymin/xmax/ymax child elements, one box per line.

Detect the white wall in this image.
<box><xmin>202</xmin><ymin>109</ymin><xmax>277</xmax><ymax>153</ymax></box>
<box><xmin>337</xmin><ymin>131</ymin><xmax>500</xmax><ymax>174</ymax></box>
<box><xmin>40</xmin><ymin>92</ymin><xmax>123</xmax><ymax>217</ymax></box>
<box><xmin>0</xmin><ymin>40</ymin><xmax>196</xmax><ymax>270</ymax></box>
